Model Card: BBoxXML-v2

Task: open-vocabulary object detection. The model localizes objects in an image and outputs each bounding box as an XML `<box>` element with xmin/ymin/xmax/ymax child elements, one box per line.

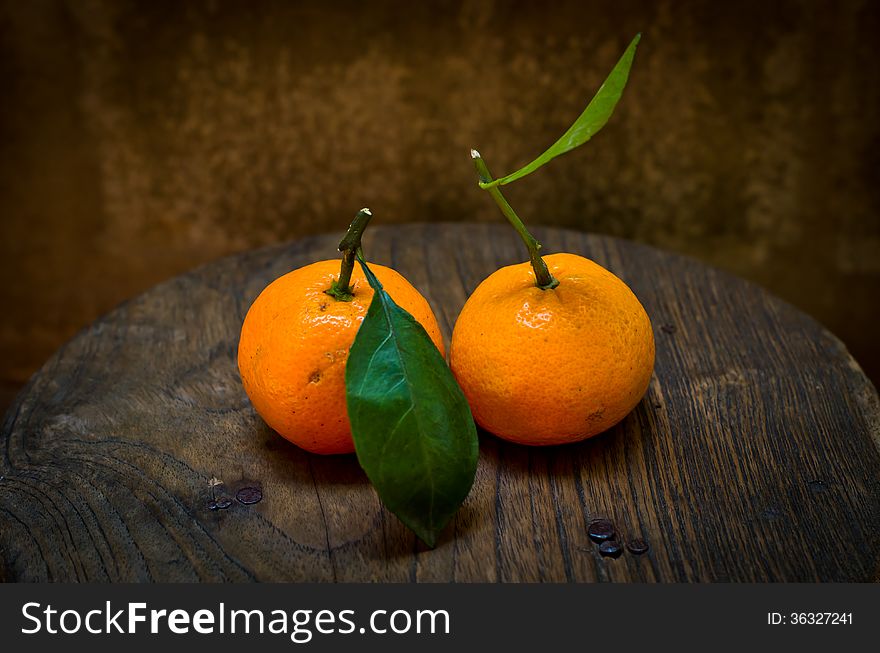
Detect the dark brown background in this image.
<box><xmin>1</xmin><ymin>0</ymin><xmax>879</xmax><ymax>412</ymax></box>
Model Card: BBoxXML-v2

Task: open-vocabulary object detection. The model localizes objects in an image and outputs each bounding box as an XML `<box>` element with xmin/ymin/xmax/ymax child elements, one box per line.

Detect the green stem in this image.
<box><xmin>326</xmin><ymin>208</ymin><xmax>373</xmax><ymax>301</ymax></box>
<box><xmin>470</xmin><ymin>150</ymin><xmax>559</xmax><ymax>290</ymax></box>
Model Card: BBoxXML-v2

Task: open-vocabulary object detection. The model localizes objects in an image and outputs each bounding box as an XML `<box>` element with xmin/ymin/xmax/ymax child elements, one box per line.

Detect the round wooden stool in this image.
<box><xmin>2</xmin><ymin>224</ymin><xmax>878</xmax><ymax>582</ymax></box>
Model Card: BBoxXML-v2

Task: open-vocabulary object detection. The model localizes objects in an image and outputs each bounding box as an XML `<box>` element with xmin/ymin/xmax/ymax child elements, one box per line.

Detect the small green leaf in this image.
<box><xmin>345</xmin><ymin>258</ymin><xmax>479</xmax><ymax>547</ymax></box>
<box><xmin>480</xmin><ymin>33</ymin><xmax>641</xmax><ymax>189</ymax></box>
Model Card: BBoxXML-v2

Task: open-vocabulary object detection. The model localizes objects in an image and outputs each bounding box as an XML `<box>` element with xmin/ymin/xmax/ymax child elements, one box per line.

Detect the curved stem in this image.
<box><xmin>471</xmin><ymin>150</ymin><xmax>559</xmax><ymax>290</ymax></box>
<box><xmin>326</xmin><ymin>208</ymin><xmax>373</xmax><ymax>301</ymax></box>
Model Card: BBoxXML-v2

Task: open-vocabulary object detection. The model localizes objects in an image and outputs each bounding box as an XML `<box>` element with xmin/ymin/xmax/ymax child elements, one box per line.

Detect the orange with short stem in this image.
<box><xmin>450</xmin><ymin>153</ymin><xmax>654</xmax><ymax>444</ymax></box>
<box><xmin>238</xmin><ymin>209</ymin><xmax>445</xmax><ymax>454</ymax></box>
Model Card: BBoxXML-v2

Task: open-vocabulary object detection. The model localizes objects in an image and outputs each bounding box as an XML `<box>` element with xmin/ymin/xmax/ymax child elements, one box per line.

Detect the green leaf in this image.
<box><xmin>480</xmin><ymin>33</ymin><xmax>641</xmax><ymax>189</ymax></box>
<box><xmin>345</xmin><ymin>258</ymin><xmax>479</xmax><ymax>547</ymax></box>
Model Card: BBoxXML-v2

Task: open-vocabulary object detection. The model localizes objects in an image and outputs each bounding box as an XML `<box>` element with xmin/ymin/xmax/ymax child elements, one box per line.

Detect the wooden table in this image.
<box><xmin>2</xmin><ymin>224</ymin><xmax>878</xmax><ymax>582</ymax></box>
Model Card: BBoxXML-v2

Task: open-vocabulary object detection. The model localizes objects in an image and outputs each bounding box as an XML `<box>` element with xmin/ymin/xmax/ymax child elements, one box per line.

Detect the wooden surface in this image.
<box><xmin>2</xmin><ymin>223</ymin><xmax>879</xmax><ymax>582</ymax></box>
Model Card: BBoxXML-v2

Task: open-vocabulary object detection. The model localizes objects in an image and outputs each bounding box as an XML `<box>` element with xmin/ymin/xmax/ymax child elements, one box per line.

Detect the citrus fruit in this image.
<box><xmin>450</xmin><ymin>252</ymin><xmax>654</xmax><ymax>445</ymax></box>
<box><xmin>238</xmin><ymin>258</ymin><xmax>444</xmax><ymax>454</ymax></box>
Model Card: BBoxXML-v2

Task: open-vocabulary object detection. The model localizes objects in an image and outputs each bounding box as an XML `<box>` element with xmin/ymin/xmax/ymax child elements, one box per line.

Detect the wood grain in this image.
<box><xmin>2</xmin><ymin>223</ymin><xmax>878</xmax><ymax>582</ymax></box>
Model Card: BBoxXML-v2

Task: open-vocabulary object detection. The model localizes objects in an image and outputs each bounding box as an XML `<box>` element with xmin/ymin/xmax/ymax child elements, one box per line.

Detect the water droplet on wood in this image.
<box><xmin>588</xmin><ymin>519</ymin><xmax>615</xmax><ymax>542</ymax></box>
<box><xmin>236</xmin><ymin>486</ymin><xmax>263</xmax><ymax>505</ymax></box>
<box><xmin>627</xmin><ymin>538</ymin><xmax>649</xmax><ymax>555</ymax></box>
<box><xmin>599</xmin><ymin>540</ymin><xmax>622</xmax><ymax>557</ymax></box>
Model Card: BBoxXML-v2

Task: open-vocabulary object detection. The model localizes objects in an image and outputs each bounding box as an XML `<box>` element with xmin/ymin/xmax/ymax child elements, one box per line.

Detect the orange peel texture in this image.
<box><xmin>238</xmin><ymin>259</ymin><xmax>444</xmax><ymax>454</ymax></box>
<box><xmin>450</xmin><ymin>253</ymin><xmax>654</xmax><ymax>445</ymax></box>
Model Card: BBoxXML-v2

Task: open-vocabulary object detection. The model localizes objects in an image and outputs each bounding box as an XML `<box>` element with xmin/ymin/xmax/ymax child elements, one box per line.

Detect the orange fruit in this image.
<box><xmin>450</xmin><ymin>252</ymin><xmax>654</xmax><ymax>445</ymax></box>
<box><xmin>238</xmin><ymin>259</ymin><xmax>444</xmax><ymax>454</ymax></box>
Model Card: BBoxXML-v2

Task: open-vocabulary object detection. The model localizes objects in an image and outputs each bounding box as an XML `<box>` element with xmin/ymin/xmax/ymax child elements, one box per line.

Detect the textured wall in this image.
<box><xmin>1</xmin><ymin>0</ymin><xmax>879</xmax><ymax>407</ymax></box>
